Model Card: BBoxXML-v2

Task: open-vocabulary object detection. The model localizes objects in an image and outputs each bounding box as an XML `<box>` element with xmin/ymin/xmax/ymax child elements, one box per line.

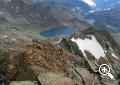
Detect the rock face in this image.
<box><xmin>60</xmin><ymin>29</ymin><xmax>120</xmax><ymax>85</ymax></box>
<box><xmin>70</xmin><ymin>29</ymin><xmax>120</xmax><ymax>85</ymax></box>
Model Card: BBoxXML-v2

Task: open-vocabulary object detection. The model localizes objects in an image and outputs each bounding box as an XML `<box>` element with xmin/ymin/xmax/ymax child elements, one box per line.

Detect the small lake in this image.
<box><xmin>40</xmin><ymin>28</ymin><xmax>78</xmax><ymax>37</ymax></box>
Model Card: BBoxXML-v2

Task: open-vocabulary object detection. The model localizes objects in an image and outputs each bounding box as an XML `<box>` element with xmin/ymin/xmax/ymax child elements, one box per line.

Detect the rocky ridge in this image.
<box><xmin>0</xmin><ymin>29</ymin><xmax>120</xmax><ymax>85</ymax></box>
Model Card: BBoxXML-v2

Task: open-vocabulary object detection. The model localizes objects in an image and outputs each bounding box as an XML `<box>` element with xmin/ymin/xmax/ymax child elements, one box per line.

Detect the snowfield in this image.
<box><xmin>71</xmin><ymin>35</ymin><xmax>105</xmax><ymax>60</ymax></box>
<box><xmin>82</xmin><ymin>0</ymin><xmax>96</xmax><ymax>8</ymax></box>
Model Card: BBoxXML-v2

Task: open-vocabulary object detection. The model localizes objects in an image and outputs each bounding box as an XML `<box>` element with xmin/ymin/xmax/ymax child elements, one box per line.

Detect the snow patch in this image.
<box><xmin>89</xmin><ymin>10</ymin><xmax>95</xmax><ymax>13</ymax></box>
<box><xmin>82</xmin><ymin>0</ymin><xmax>96</xmax><ymax>8</ymax></box>
<box><xmin>103</xmin><ymin>8</ymin><xmax>111</xmax><ymax>11</ymax></box>
<box><xmin>71</xmin><ymin>35</ymin><xmax>105</xmax><ymax>59</ymax></box>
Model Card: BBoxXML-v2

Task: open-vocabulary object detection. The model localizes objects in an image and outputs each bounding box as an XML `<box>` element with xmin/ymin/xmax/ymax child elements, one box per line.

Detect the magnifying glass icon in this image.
<box><xmin>99</xmin><ymin>64</ymin><xmax>115</xmax><ymax>79</ymax></box>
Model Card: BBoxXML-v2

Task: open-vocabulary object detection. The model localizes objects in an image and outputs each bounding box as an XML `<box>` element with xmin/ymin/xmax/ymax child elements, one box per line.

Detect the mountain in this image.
<box><xmin>0</xmin><ymin>29</ymin><xmax>120</xmax><ymax>85</ymax></box>
<box><xmin>94</xmin><ymin>0</ymin><xmax>120</xmax><ymax>9</ymax></box>
<box><xmin>85</xmin><ymin>4</ymin><xmax>120</xmax><ymax>48</ymax></box>
<box><xmin>0</xmin><ymin>0</ymin><xmax>92</xmax><ymax>44</ymax></box>
<box><xmin>85</xmin><ymin>5</ymin><xmax>120</xmax><ymax>32</ymax></box>
<box><xmin>23</xmin><ymin>0</ymin><xmax>92</xmax><ymax>14</ymax></box>
<box><xmin>48</xmin><ymin>0</ymin><xmax>92</xmax><ymax>15</ymax></box>
<box><xmin>0</xmin><ymin>0</ymin><xmax>91</xmax><ymax>30</ymax></box>
<box><xmin>0</xmin><ymin>0</ymin><xmax>120</xmax><ymax>85</ymax></box>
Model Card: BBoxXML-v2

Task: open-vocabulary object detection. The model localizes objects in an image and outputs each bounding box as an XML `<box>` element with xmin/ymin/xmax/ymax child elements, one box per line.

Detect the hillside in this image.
<box><xmin>0</xmin><ymin>0</ymin><xmax>90</xmax><ymax>29</ymax></box>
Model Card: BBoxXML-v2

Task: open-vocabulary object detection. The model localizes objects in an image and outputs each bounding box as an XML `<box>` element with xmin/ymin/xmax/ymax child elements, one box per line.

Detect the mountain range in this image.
<box><xmin>0</xmin><ymin>0</ymin><xmax>120</xmax><ymax>85</ymax></box>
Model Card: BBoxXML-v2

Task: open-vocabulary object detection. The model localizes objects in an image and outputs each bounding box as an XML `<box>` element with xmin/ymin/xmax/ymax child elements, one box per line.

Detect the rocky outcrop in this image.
<box><xmin>0</xmin><ymin>39</ymin><xmax>76</xmax><ymax>81</ymax></box>
<box><xmin>69</xmin><ymin>29</ymin><xmax>120</xmax><ymax>85</ymax></box>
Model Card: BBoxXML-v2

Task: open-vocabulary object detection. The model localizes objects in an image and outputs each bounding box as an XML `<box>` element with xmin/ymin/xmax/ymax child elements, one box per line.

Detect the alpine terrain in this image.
<box><xmin>0</xmin><ymin>0</ymin><xmax>120</xmax><ymax>85</ymax></box>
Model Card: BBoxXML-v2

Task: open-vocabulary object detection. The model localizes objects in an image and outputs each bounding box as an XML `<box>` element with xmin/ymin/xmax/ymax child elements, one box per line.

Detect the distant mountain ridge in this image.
<box><xmin>0</xmin><ymin>0</ymin><xmax>91</xmax><ymax>31</ymax></box>
<box><xmin>94</xmin><ymin>0</ymin><xmax>120</xmax><ymax>9</ymax></box>
<box><xmin>85</xmin><ymin>4</ymin><xmax>120</xmax><ymax>32</ymax></box>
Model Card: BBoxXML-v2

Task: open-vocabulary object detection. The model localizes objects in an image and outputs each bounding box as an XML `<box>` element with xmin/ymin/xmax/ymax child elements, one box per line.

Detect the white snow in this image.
<box><xmin>112</xmin><ymin>53</ymin><xmax>118</xmax><ymax>59</ymax></box>
<box><xmin>71</xmin><ymin>35</ymin><xmax>105</xmax><ymax>59</ymax></box>
<box><xmin>103</xmin><ymin>8</ymin><xmax>111</xmax><ymax>11</ymax></box>
<box><xmin>89</xmin><ymin>10</ymin><xmax>95</xmax><ymax>13</ymax></box>
<box><xmin>82</xmin><ymin>0</ymin><xmax>96</xmax><ymax>8</ymax></box>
